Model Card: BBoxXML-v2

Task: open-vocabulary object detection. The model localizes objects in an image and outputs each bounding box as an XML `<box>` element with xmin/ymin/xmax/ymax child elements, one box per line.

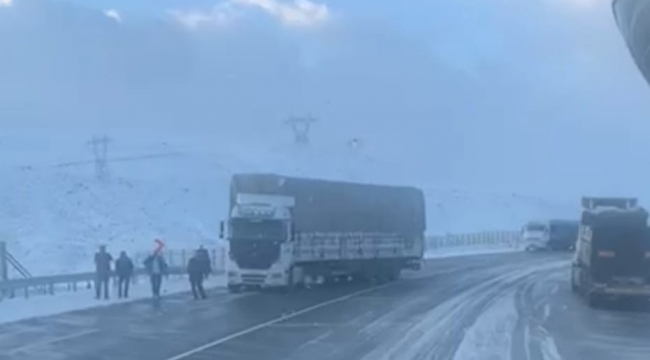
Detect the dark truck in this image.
<box><xmin>221</xmin><ymin>173</ymin><xmax>426</xmax><ymax>291</ymax></box>
<box><xmin>571</xmin><ymin>197</ymin><xmax>650</xmax><ymax>306</ymax></box>
<box><xmin>547</xmin><ymin>219</ymin><xmax>579</xmax><ymax>251</ymax></box>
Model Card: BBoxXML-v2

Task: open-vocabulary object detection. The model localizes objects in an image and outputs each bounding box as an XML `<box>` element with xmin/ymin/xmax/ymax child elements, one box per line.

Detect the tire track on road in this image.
<box><xmin>358</xmin><ymin>257</ymin><xmax>569</xmax><ymax>360</ymax></box>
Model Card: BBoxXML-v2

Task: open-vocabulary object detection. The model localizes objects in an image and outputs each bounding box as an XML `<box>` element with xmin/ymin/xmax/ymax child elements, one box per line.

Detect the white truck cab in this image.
<box><xmin>522</xmin><ymin>221</ymin><xmax>549</xmax><ymax>251</ymax></box>
<box><xmin>222</xmin><ymin>193</ymin><xmax>297</xmax><ymax>292</ymax></box>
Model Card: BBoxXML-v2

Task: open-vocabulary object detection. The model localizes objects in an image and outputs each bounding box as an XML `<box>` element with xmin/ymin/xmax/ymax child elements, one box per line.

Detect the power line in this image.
<box><xmin>285</xmin><ymin>116</ymin><xmax>317</xmax><ymax>144</ymax></box>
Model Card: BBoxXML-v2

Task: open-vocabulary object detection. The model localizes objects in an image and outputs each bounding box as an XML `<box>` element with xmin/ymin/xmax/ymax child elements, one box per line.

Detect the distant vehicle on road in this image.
<box><xmin>571</xmin><ymin>197</ymin><xmax>650</xmax><ymax>307</ymax></box>
<box><xmin>221</xmin><ymin>173</ymin><xmax>426</xmax><ymax>292</ymax></box>
<box><xmin>522</xmin><ymin>219</ymin><xmax>579</xmax><ymax>252</ymax></box>
<box><xmin>547</xmin><ymin>219</ymin><xmax>579</xmax><ymax>251</ymax></box>
<box><xmin>522</xmin><ymin>221</ymin><xmax>549</xmax><ymax>251</ymax></box>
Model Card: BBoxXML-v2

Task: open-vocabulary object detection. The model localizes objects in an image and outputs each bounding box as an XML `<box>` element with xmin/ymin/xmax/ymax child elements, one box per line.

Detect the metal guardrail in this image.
<box><xmin>0</xmin><ymin>246</ymin><xmax>228</xmax><ymax>301</ymax></box>
<box><xmin>6</xmin><ymin>252</ymin><xmax>31</xmax><ymax>279</ymax></box>
<box><xmin>426</xmin><ymin>231</ymin><xmax>521</xmax><ymax>250</ymax></box>
<box><xmin>0</xmin><ymin>266</ymin><xmax>191</xmax><ymax>300</ymax></box>
<box><xmin>0</xmin><ymin>233</ymin><xmax>519</xmax><ymax>301</ymax></box>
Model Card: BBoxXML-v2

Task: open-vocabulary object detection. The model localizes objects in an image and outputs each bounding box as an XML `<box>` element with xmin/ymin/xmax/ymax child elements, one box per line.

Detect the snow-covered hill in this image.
<box><xmin>0</xmin><ymin>131</ymin><xmax>582</xmax><ymax>276</ymax></box>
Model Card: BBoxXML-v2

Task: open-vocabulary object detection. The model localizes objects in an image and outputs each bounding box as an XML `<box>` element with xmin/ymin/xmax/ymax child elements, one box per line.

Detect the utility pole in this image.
<box><xmin>88</xmin><ymin>135</ymin><xmax>111</xmax><ymax>181</ymax></box>
<box><xmin>0</xmin><ymin>241</ymin><xmax>7</xmax><ymax>282</ymax></box>
<box><xmin>285</xmin><ymin>116</ymin><xmax>317</xmax><ymax>145</ymax></box>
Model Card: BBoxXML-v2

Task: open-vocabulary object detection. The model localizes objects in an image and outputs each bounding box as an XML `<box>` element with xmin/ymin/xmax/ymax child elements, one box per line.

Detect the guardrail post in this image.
<box><xmin>0</xmin><ymin>241</ymin><xmax>7</xmax><ymax>282</ymax></box>
<box><xmin>220</xmin><ymin>247</ymin><xmax>226</xmax><ymax>273</ymax></box>
<box><xmin>0</xmin><ymin>241</ymin><xmax>6</xmax><ymax>301</ymax></box>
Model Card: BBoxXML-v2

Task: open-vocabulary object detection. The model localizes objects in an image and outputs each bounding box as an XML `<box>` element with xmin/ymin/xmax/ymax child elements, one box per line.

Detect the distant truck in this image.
<box><xmin>522</xmin><ymin>221</ymin><xmax>548</xmax><ymax>251</ymax></box>
<box><xmin>522</xmin><ymin>220</ymin><xmax>579</xmax><ymax>251</ymax></box>
<box><xmin>221</xmin><ymin>173</ymin><xmax>426</xmax><ymax>292</ymax></box>
<box><xmin>571</xmin><ymin>197</ymin><xmax>650</xmax><ymax>306</ymax></box>
<box><xmin>547</xmin><ymin>219</ymin><xmax>579</xmax><ymax>251</ymax></box>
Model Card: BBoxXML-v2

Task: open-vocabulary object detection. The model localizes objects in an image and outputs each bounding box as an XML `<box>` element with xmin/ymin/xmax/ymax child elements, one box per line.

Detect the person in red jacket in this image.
<box><xmin>144</xmin><ymin>252</ymin><xmax>168</xmax><ymax>299</ymax></box>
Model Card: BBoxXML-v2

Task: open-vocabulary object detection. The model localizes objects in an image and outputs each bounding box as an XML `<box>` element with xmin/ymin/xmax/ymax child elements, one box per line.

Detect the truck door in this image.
<box><xmin>590</xmin><ymin>225</ymin><xmax>650</xmax><ymax>283</ymax></box>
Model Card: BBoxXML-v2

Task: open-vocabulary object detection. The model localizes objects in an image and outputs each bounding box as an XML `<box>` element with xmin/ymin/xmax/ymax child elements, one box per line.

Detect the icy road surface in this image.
<box><xmin>0</xmin><ymin>252</ymin><xmax>648</xmax><ymax>360</ymax></box>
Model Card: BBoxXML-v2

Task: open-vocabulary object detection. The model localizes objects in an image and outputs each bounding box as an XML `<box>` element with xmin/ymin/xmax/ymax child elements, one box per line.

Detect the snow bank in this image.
<box><xmin>0</xmin><ymin>275</ymin><xmax>226</xmax><ymax>325</ymax></box>
<box><xmin>425</xmin><ymin>245</ymin><xmax>522</xmax><ymax>259</ymax></box>
<box><xmin>453</xmin><ymin>294</ymin><xmax>518</xmax><ymax>360</ymax></box>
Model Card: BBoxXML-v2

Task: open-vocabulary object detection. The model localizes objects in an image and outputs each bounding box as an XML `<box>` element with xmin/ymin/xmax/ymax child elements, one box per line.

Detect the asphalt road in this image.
<box><xmin>0</xmin><ymin>252</ymin><xmax>648</xmax><ymax>360</ymax></box>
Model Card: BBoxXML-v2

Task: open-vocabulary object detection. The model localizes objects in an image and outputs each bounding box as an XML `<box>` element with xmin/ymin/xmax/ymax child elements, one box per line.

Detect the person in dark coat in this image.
<box><xmin>94</xmin><ymin>245</ymin><xmax>113</xmax><ymax>300</ymax></box>
<box><xmin>197</xmin><ymin>246</ymin><xmax>212</xmax><ymax>279</ymax></box>
<box><xmin>144</xmin><ymin>252</ymin><xmax>168</xmax><ymax>299</ymax></box>
<box><xmin>187</xmin><ymin>250</ymin><xmax>208</xmax><ymax>300</ymax></box>
<box><xmin>115</xmin><ymin>251</ymin><xmax>134</xmax><ymax>299</ymax></box>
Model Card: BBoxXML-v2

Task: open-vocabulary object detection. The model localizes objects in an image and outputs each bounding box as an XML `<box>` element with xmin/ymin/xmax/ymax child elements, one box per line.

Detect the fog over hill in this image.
<box><xmin>1</xmin><ymin>0</ymin><xmax>649</xmax><ymax>274</ymax></box>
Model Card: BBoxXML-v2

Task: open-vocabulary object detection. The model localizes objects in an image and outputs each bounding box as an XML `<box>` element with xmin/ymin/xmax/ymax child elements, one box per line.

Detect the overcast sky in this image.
<box><xmin>1</xmin><ymin>0</ymin><xmax>649</xmax><ymax>198</ymax></box>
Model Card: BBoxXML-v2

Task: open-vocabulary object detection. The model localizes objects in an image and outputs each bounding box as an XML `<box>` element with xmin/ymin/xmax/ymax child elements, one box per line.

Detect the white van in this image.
<box><xmin>521</xmin><ymin>221</ymin><xmax>549</xmax><ymax>251</ymax></box>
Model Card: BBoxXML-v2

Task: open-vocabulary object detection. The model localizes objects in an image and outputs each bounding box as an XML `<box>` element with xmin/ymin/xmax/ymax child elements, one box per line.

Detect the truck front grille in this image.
<box><xmin>241</xmin><ymin>274</ymin><xmax>266</xmax><ymax>284</ymax></box>
<box><xmin>230</xmin><ymin>239</ymin><xmax>281</xmax><ymax>270</ymax></box>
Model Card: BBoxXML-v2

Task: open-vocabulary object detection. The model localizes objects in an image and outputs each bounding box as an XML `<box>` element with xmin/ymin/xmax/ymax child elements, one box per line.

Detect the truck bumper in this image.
<box><xmin>406</xmin><ymin>259</ymin><xmax>422</xmax><ymax>270</ymax></box>
<box><xmin>227</xmin><ymin>269</ymin><xmax>289</xmax><ymax>288</ymax></box>
<box><xmin>592</xmin><ymin>284</ymin><xmax>650</xmax><ymax>297</ymax></box>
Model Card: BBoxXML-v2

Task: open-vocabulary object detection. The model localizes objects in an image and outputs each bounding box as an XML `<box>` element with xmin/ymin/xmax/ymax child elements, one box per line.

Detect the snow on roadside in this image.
<box><xmin>425</xmin><ymin>245</ymin><xmax>522</xmax><ymax>259</ymax></box>
<box><xmin>540</xmin><ymin>335</ymin><xmax>563</xmax><ymax>360</ymax></box>
<box><xmin>0</xmin><ymin>275</ymin><xmax>226</xmax><ymax>325</ymax></box>
<box><xmin>453</xmin><ymin>294</ymin><xmax>518</xmax><ymax>360</ymax></box>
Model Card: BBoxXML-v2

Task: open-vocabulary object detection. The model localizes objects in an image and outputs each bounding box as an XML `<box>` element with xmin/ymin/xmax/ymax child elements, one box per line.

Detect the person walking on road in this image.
<box><xmin>197</xmin><ymin>246</ymin><xmax>212</xmax><ymax>279</ymax></box>
<box><xmin>115</xmin><ymin>251</ymin><xmax>134</xmax><ymax>299</ymax></box>
<box><xmin>144</xmin><ymin>252</ymin><xmax>168</xmax><ymax>299</ymax></box>
<box><xmin>188</xmin><ymin>250</ymin><xmax>209</xmax><ymax>300</ymax></box>
<box><xmin>94</xmin><ymin>245</ymin><xmax>113</xmax><ymax>300</ymax></box>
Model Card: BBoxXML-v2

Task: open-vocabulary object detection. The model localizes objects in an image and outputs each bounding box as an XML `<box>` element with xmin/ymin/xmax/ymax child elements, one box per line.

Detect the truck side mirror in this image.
<box><xmin>219</xmin><ymin>221</ymin><xmax>225</xmax><ymax>239</ymax></box>
<box><xmin>291</xmin><ymin>223</ymin><xmax>297</xmax><ymax>241</ymax></box>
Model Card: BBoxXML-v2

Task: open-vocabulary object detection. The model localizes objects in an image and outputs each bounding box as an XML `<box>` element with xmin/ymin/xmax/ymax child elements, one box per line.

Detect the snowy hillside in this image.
<box><xmin>0</xmin><ymin>131</ymin><xmax>581</xmax><ymax>276</ymax></box>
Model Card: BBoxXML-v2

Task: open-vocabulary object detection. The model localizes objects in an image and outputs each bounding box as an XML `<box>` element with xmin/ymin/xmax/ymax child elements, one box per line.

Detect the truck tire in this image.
<box><xmin>570</xmin><ymin>268</ymin><xmax>578</xmax><ymax>293</ymax></box>
<box><xmin>322</xmin><ymin>275</ymin><xmax>335</xmax><ymax>287</ymax></box>
<box><xmin>228</xmin><ymin>284</ymin><xmax>243</xmax><ymax>294</ymax></box>
<box><xmin>571</xmin><ymin>277</ymin><xmax>578</xmax><ymax>293</ymax></box>
<box><xmin>587</xmin><ymin>293</ymin><xmax>602</xmax><ymax>308</ymax></box>
<box><xmin>387</xmin><ymin>268</ymin><xmax>401</xmax><ymax>282</ymax></box>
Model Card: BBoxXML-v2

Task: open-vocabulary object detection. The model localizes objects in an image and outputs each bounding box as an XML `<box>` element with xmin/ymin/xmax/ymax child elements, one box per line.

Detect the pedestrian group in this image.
<box><xmin>93</xmin><ymin>245</ymin><xmax>212</xmax><ymax>301</ymax></box>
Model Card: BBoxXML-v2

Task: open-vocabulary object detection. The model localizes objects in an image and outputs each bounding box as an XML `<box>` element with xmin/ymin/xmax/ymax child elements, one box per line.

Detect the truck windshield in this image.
<box><xmin>230</xmin><ymin>219</ymin><xmax>287</xmax><ymax>240</ymax></box>
<box><xmin>526</xmin><ymin>224</ymin><xmax>545</xmax><ymax>232</ymax></box>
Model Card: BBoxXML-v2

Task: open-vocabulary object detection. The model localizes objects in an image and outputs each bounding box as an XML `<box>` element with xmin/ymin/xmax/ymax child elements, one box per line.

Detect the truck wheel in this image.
<box><xmin>571</xmin><ymin>277</ymin><xmax>578</xmax><ymax>293</ymax></box>
<box><xmin>323</xmin><ymin>275</ymin><xmax>340</xmax><ymax>287</ymax></box>
<box><xmin>587</xmin><ymin>293</ymin><xmax>602</xmax><ymax>308</ymax></box>
<box><xmin>387</xmin><ymin>268</ymin><xmax>401</xmax><ymax>282</ymax></box>
<box><xmin>228</xmin><ymin>284</ymin><xmax>243</xmax><ymax>294</ymax></box>
<box><xmin>570</xmin><ymin>269</ymin><xmax>578</xmax><ymax>293</ymax></box>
